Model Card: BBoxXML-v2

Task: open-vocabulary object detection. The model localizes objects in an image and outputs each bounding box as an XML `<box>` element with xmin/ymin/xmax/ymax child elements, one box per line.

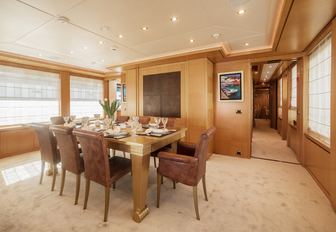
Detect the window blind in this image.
<box><xmin>70</xmin><ymin>76</ymin><xmax>103</xmax><ymax>118</ymax></box>
<box><xmin>291</xmin><ymin>64</ymin><xmax>297</xmax><ymax>108</ymax></box>
<box><xmin>308</xmin><ymin>35</ymin><xmax>331</xmax><ymax>141</ymax></box>
<box><xmin>0</xmin><ymin>65</ymin><xmax>60</xmax><ymax>126</ymax></box>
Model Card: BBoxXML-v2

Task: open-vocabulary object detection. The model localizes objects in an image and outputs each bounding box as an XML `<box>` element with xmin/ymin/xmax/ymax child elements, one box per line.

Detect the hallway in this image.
<box><xmin>252</xmin><ymin>119</ymin><xmax>299</xmax><ymax>164</ymax></box>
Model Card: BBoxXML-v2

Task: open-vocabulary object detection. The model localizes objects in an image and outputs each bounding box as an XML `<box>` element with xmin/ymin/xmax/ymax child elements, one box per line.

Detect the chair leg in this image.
<box><xmin>113</xmin><ymin>150</ymin><xmax>116</xmax><ymax>157</ymax></box>
<box><xmin>104</xmin><ymin>187</ymin><xmax>110</xmax><ymax>222</ymax></box>
<box><xmin>193</xmin><ymin>186</ymin><xmax>200</xmax><ymax>220</ymax></box>
<box><xmin>51</xmin><ymin>164</ymin><xmax>57</xmax><ymax>191</ymax></box>
<box><xmin>123</xmin><ymin>151</ymin><xmax>126</xmax><ymax>158</ymax></box>
<box><xmin>39</xmin><ymin>161</ymin><xmax>45</xmax><ymax>184</ymax></box>
<box><xmin>153</xmin><ymin>157</ymin><xmax>157</xmax><ymax>168</ymax></box>
<box><xmin>157</xmin><ymin>174</ymin><xmax>161</xmax><ymax>208</ymax></box>
<box><xmin>75</xmin><ymin>174</ymin><xmax>81</xmax><ymax>205</ymax></box>
<box><xmin>173</xmin><ymin>181</ymin><xmax>176</xmax><ymax>189</ymax></box>
<box><xmin>202</xmin><ymin>175</ymin><xmax>208</xmax><ymax>201</ymax></box>
<box><xmin>59</xmin><ymin>168</ymin><xmax>66</xmax><ymax>196</ymax></box>
<box><xmin>83</xmin><ymin>179</ymin><xmax>90</xmax><ymax>210</ymax></box>
<box><xmin>112</xmin><ymin>182</ymin><xmax>116</xmax><ymax>189</ymax></box>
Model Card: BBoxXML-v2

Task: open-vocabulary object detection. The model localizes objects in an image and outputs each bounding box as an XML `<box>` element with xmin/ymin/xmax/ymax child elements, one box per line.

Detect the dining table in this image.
<box><xmin>104</xmin><ymin>127</ymin><xmax>187</xmax><ymax>223</ymax></box>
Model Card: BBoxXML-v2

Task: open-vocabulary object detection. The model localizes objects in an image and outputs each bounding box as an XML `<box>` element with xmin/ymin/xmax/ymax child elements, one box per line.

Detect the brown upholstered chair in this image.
<box><xmin>115</xmin><ymin>115</ymin><xmax>129</xmax><ymax>124</ymax></box>
<box><xmin>151</xmin><ymin>118</ymin><xmax>176</xmax><ymax>168</ymax></box>
<box><xmin>50</xmin><ymin>126</ymin><xmax>84</xmax><ymax>205</ymax></box>
<box><xmin>139</xmin><ymin>116</ymin><xmax>151</xmax><ymax>125</ymax></box>
<box><xmin>31</xmin><ymin>123</ymin><xmax>61</xmax><ymax>191</ymax></box>
<box><xmin>50</xmin><ymin>116</ymin><xmax>65</xmax><ymax>125</ymax></box>
<box><xmin>156</xmin><ymin>127</ymin><xmax>216</xmax><ymax>220</ymax></box>
<box><xmin>73</xmin><ymin>129</ymin><xmax>131</xmax><ymax>222</ymax></box>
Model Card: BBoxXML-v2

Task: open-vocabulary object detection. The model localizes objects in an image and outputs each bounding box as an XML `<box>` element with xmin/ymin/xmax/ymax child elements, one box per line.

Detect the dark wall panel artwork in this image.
<box><xmin>143</xmin><ymin>71</ymin><xmax>181</xmax><ymax>117</ymax></box>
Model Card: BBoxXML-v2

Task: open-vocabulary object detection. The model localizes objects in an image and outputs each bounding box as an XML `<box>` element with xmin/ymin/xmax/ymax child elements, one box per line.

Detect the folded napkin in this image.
<box><xmin>145</xmin><ymin>128</ymin><xmax>169</xmax><ymax>134</ymax></box>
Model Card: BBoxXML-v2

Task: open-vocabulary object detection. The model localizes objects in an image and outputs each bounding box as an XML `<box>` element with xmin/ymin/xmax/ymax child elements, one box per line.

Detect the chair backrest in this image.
<box><xmin>50</xmin><ymin>116</ymin><xmax>65</xmax><ymax>125</ymax></box>
<box><xmin>115</xmin><ymin>115</ymin><xmax>129</xmax><ymax>123</ymax></box>
<box><xmin>31</xmin><ymin>123</ymin><xmax>58</xmax><ymax>164</ymax></box>
<box><xmin>139</xmin><ymin>116</ymin><xmax>151</xmax><ymax>125</ymax></box>
<box><xmin>50</xmin><ymin>125</ymin><xmax>82</xmax><ymax>174</ymax></box>
<box><xmin>73</xmin><ymin>129</ymin><xmax>110</xmax><ymax>187</ymax></box>
<box><xmin>194</xmin><ymin>127</ymin><xmax>216</xmax><ymax>181</ymax></box>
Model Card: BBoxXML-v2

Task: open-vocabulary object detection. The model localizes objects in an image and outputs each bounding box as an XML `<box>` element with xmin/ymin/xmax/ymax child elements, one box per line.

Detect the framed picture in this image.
<box><xmin>122</xmin><ymin>84</ymin><xmax>126</xmax><ymax>102</ymax></box>
<box><xmin>218</xmin><ymin>71</ymin><xmax>244</xmax><ymax>102</ymax></box>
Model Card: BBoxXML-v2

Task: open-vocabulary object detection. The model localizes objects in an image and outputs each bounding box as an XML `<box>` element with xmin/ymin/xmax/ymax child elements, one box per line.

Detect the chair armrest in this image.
<box><xmin>177</xmin><ymin>141</ymin><xmax>196</xmax><ymax>156</ymax></box>
<box><xmin>158</xmin><ymin>152</ymin><xmax>197</xmax><ymax>164</ymax></box>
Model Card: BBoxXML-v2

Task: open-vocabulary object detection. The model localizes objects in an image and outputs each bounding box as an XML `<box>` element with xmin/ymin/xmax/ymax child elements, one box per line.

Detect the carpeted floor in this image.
<box><xmin>252</xmin><ymin>119</ymin><xmax>299</xmax><ymax>163</ymax></box>
<box><xmin>0</xmin><ymin>151</ymin><xmax>336</xmax><ymax>232</ymax></box>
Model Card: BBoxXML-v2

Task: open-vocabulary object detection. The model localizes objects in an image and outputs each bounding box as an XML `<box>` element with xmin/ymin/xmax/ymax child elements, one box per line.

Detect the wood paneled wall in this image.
<box><xmin>124</xmin><ymin>58</ymin><xmax>214</xmax><ymax>154</ymax></box>
<box><xmin>214</xmin><ymin>60</ymin><xmax>253</xmax><ymax>158</ymax></box>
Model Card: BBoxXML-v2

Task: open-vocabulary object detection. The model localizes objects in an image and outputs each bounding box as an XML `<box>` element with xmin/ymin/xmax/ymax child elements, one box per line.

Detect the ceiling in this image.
<box><xmin>0</xmin><ymin>0</ymin><xmax>283</xmax><ymax>71</ymax></box>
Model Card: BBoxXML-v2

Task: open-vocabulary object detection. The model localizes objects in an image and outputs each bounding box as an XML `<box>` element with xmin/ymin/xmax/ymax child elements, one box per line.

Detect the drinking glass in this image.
<box><xmin>154</xmin><ymin>117</ymin><xmax>161</xmax><ymax>128</ymax></box>
<box><xmin>63</xmin><ymin>116</ymin><xmax>70</xmax><ymax>124</ymax></box>
<box><xmin>162</xmin><ymin>117</ymin><xmax>168</xmax><ymax>129</ymax></box>
<box><xmin>70</xmin><ymin>115</ymin><xmax>76</xmax><ymax>122</ymax></box>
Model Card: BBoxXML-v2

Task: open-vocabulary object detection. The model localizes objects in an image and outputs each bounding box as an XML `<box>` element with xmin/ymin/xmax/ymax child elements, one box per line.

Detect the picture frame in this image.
<box><xmin>217</xmin><ymin>71</ymin><xmax>244</xmax><ymax>102</ymax></box>
<box><xmin>122</xmin><ymin>84</ymin><xmax>126</xmax><ymax>102</ymax></box>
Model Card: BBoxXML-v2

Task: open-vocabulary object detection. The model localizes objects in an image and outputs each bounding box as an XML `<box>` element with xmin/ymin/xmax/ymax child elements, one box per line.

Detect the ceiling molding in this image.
<box><xmin>0</xmin><ymin>50</ymin><xmax>105</xmax><ymax>78</ymax></box>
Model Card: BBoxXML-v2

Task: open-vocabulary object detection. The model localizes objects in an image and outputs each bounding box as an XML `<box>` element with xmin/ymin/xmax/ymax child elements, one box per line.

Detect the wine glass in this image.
<box><xmin>70</xmin><ymin>115</ymin><xmax>76</xmax><ymax>122</ymax></box>
<box><xmin>162</xmin><ymin>117</ymin><xmax>168</xmax><ymax>129</ymax></box>
<box><xmin>154</xmin><ymin>117</ymin><xmax>161</xmax><ymax>128</ymax></box>
<box><xmin>63</xmin><ymin>116</ymin><xmax>70</xmax><ymax>124</ymax></box>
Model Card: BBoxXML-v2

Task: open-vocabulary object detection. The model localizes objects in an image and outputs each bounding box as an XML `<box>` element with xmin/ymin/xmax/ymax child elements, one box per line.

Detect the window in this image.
<box><xmin>291</xmin><ymin>64</ymin><xmax>297</xmax><ymax>108</ymax></box>
<box><xmin>0</xmin><ymin>65</ymin><xmax>60</xmax><ymax>126</ymax></box>
<box><xmin>70</xmin><ymin>76</ymin><xmax>103</xmax><ymax>118</ymax></box>
<box><xmin>308</xmin><ymin>35</ymin><xmax>331</xmax><ymax>142</ymax></box>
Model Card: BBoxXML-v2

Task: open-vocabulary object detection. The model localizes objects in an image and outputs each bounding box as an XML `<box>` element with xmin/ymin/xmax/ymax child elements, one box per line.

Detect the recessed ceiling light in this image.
<box><xmin>38</xmin><ymin>53</ymin><xmax>42</xmax><ymax>57</ymax></box>
<box><xmin>237</xmin><ymin>9</ymin><xmax>246</xmax><ymax>15</ymax></box>
<box><xmin>212</xmin><ymin>33</ymin><xmax>221</xmax><ymax>39</ymax></box>
<box><xmin>244</xmin><ymin>42</ymin><xmax>249</xmax><ymax>46</ymax></box>
<box><xmin>83</xmin><ymin>46</ymin><xmax>88</xmax><ymax>50</ymax></box>
<box><xmin>190</xmin><ymin>38</ymin><xmax>195</xmax><ymax>43</ymax></box>
<box><xmin>269</xmin><ymin>65</ymin><xmax>272</xmax><ymax>68</ymax></box>
<box><xmin>70</xmin><ymin>50</ymin><xmax>74</xmax><ymax>54</ymax></box>
<box><xmin>99</xmin><ymin>41</ymin><xmax>104</xmax><ymax>45</ymax></box>
<box><xmin>267</xmin><ymin>71</ymin><xmax>270</xmax><ymax>74</ymax></box>
<box><xmin>170</xmin><ymin>16</ymin><xmax>178</xmax><ymax>22</ymax></box>
<box><xmin>118</xmin><ymin>34</ymin><xmax>123</xmax><ymax>38</ymax></box>
<box><xmin>142</xmin><ymin>26</ymin><xmax>149</xmax><ymax>31</ymax></box>
<box><xmin>101</xmin><ymin>59</ymin><xmax>105</xmax><ymax>62</ymax></box>
<box><xmin>254</xmin><ymin>71</ymin><xmax>258</xmax><ymax>74</ymax></box>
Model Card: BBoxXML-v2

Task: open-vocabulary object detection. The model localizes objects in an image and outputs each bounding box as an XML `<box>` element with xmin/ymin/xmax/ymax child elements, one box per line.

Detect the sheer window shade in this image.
<box><xmin>0</xmin><ymin>65</ymin><xmax>60</xmax><ymax>126</ymax></box>
<box><xmin>291</xmin><ymin>64</ymin><xmax>297</xmax><ymax>108</ymax></box>
<box><xmin>308</xmin><ymin>35</ymin><xmax>331</xmax><ymax>141</ymax></box>
<box><xmin>70</xmin><ymin>76</ymin><xmax>103</xmax><ymax>117</ymax></box>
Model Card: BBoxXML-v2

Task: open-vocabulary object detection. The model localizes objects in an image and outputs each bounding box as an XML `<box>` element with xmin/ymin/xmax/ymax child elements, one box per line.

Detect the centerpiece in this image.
<box><xmin>99</xmin><ymin>98</ymin><xmax>121</xmax><ymax>127</ymax></box>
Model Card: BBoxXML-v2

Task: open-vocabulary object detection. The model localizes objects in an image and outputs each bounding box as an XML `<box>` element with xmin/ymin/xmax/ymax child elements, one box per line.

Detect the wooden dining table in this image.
<box><xmin>104</xmin><ymin>128</ymin><xmax>187</xmax><ymax>223</ymax></box>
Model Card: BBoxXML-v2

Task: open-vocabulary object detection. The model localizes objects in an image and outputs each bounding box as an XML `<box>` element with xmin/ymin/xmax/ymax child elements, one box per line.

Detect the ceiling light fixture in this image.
<box><xmin>70</xmin><ymin>50</ymin><xmax>74</xmax><ymax>54</ymax></box>
<box><xmin>110</xmin><ymin>47</ymin><xmax>117</xmax><ymax>51</ymax></box>
<box><xmin>101</xmin><ymin>59</ymin><xmax>105</xmax><ymax>62</ymax></box>
<box><xmin>244</xmin><ymin>42</ymin><xmax>249</xmax><ymax>46</ymax></box>
<box><xmin>170</xmin><ymin>16</ymin><xmax>178</xmax><ymax>22</ymax></box>
<box><xmin>142</xmin><ymin>26</ymin><xmax>149</xmax><ymax>31</ymax></box>
<box><xmin>38</xmin><ymin>53</ymin><xmax>42</xmax><ymax>57</ymax></box>
<box><xmin>118</xmin><ymin>34</ymin><xmax>123</xmax><ymax>38</ymax></box>
<box><xmin>212</xmin><ymin>33</ymin><xmax>221</xmax><ymax>39</ymax></box>
<box><xmin>83</xmin><ymin>46</ymin><xmax>88</xmax><ymax>50</ymax></box>
<box><xmin>237</xmin><ymin>9</ymin><xmax>246</xmax><ymax>15</ymax></box>
<box><xmin>99</xmin><ymin>41</ymin><xmax>104</xmax><ymax>45</ymax></box>
<box><xmin>190</xmin><ymin>38</ymin><xmax>195</xmax><ymax>43</ymax></box>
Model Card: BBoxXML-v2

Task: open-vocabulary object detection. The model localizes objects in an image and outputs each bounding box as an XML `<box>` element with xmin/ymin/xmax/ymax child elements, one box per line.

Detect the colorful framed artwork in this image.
<box><xmin>122</xmin><ymin>84</ymin><xmax>126</xmax><ymax>102</ymax></box>
<box><xmin>218</xmin><ymin>71</ymin><xmax>244</xmax><ymax>102</ymax></box>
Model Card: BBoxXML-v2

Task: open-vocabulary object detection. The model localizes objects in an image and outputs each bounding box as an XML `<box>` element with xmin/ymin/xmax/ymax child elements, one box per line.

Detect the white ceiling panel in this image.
<box><xmin>0</xmin><ymin>0</ymin><xmax>52</xmax><ymax>43</ymax></box>
<box><xmin>0</xmin><ymin>0</ymin><xmax>283</xmax><ymax>71</ymax></box>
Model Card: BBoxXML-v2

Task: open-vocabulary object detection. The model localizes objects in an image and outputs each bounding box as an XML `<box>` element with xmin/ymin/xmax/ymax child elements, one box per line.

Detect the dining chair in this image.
<box><xmin>139</xmin><ymin>116</ymin><xmax>151</xmax><ymax>125</ymax></box>
<box><xmin>151</xmin><ymin>118</ymin><xmax>176</xmax><ymax>168</ymax></box>
<box><xmin>73</xmin><ymin>129</ymin><xmax>131</xmax><ymax>222</ymax></box>
<box><xmin>113</xmin><ymin>115</ymin><xmax>130</xmax><ymax>157</ymax></box>
<box><xmin>31</xmin><ymin>123</ymin><xmax>61</xmax><ymax>191</ymax></box>
<box><xmin>156</xmin><ymin>127</ymin><xmax>216</xmax><ymax>220</ymax></box>
<box><xmin>50</xmin><ymin>116</ymin><xmax>65</xmax><ymax>125</ymax></box>
<box><xmin>50</xmin><ymin>125</ymin><xmax>84</xmax><ymax>205</ymax></box>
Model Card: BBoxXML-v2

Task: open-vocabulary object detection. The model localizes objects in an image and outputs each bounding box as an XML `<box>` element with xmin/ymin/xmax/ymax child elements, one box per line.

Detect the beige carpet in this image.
<box><xmin>252</xmin><ymin>119</ymin><xmax>299</xmax><ymax>163</ymax></box>
<box><xmin>1</xmin><ymin>151</ymin><xmax>336</xmax><ymax>232</ymax></box>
